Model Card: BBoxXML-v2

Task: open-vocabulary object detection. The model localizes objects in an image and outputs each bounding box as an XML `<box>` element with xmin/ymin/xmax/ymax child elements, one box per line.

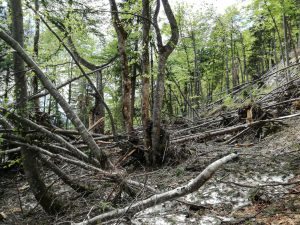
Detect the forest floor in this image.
<box><xmin>1</xmin><ymin>114</ymin><xmax>300</xmax><ymax>225</ymax></box>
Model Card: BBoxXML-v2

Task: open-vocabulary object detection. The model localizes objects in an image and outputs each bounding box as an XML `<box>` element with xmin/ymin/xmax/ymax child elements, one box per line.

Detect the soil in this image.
<box><xmin>1</xmin><ymin>117</ymin><xmax>300</xmax><ymax>224</ymax></box>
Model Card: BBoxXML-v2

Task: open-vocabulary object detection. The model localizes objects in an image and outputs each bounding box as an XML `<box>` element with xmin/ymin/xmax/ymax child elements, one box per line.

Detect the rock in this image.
<box><xmin>0</xmin><ymin>212</ymin><xmax>7</xmax><ymax>220</ymax></box>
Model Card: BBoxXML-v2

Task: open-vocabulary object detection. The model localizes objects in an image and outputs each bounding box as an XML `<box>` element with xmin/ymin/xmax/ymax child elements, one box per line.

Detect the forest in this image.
<box><xmin>0</xmin><ymin>0</ymin><xmax>300</xmax><ymax>224</ymax></box>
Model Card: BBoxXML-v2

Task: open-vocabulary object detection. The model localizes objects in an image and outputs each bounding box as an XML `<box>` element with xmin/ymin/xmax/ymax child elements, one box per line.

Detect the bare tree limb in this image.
<box><xmin>72</xmin><ymin>153</ymin><xmax>239</xmax><ymax>225</ymax></box>
<box><xmin>0</xmin><ymin>108</ymin><xmax>94</xmax><ymax>165</ymax></box>
<box><xmin>172</xmin><ymin>112</ymin><xmax>300</xmax><ymax>144</ymax></box>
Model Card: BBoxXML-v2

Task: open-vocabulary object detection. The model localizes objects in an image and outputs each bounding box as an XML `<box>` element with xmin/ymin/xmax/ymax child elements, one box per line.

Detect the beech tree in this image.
<box><xmin>151</xmin><ymin>0</ymin><xmax>179</xmax><ymax>164</ymax></box>
<box><xmin>109</xmin><ymin>0</ymin><xmax>133</xmax><ymax>137</ymax></box>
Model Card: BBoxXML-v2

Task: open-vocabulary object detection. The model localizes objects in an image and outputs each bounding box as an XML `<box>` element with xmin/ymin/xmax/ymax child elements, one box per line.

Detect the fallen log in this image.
<box><xmin>72</xmin><ymin>153</ymin><xmax>239</xmax><ymax>225</ymax></box>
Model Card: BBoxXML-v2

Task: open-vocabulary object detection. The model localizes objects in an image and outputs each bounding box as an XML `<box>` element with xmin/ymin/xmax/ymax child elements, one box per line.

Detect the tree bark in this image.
<box><xmin>89</xmin><ymin>71</ymin><xmax>105</xmax><ymax>134</ymax></box>
<box><xmin>224</xmin><ymin>38</ymin><xmax>230</xmax><ymax>94</ymax></box>
<box><xmin>141</xmin><ymin>0</ymin><xmax>152</xmax><ymax>163</ymax></box>
<box><xmin>151</xmin><ymin>0</ymin><xmax>179</xmax><ymax>164</ymax></box>
<box><xmin>9</xmin><ymin>0</ymin><xmax>63</xmax><ymax>214</ymax></box>
<box><xmin>32</xmin><ymin>0</ymin><xmax>40</xmax><ymax>117</ymax></box>
<box><xmin>264</xmin><ymin>0</ymin><xmax>285</xmax><ymax>62</ymax></box>
<box><xmin>283</xmin><ymin>13</ymin><xmax>290</xmax><ymax>81</ymax></box>
<box><xmin>109</xmin><ymin>0</ymin><xmax>133</xmax><ymax>136</ymax></box>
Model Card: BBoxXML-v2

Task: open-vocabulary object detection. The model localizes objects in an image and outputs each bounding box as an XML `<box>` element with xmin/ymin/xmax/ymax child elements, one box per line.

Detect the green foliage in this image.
<box><xmin>4</xmin><ymin>157</ymin><xmax>22</xmax><ymax>169</ymax></box>
<box><xmin>98</xmin><ymin>201</ymin><xmax>113</xmax><ymax>212</ymax></box>
<box><xmin>175</xmin><ymin>167</ymin><xmax>184</xmax><ymax>177</ymax></box>
<box><xmin>223</xmin><ymin>96</ymin><xmax>234</xmax><ymax>107</ymax></box>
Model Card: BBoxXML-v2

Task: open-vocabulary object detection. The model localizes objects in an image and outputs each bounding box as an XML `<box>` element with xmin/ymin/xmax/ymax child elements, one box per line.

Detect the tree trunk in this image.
<box><xmin>109</xmin><ymin>0</ymin><xmax>133</xmax><ymax>137</ymax></box>
<box><xmin>131</xmin><ymin>37</ymin><xmax>138</xmax><ymax>129</ymax></box>
<box><xmin>263</xmin><ymin>0</ymin><xmax>285</xmax><ymax>62</ymax></box>
<box><xmin>283</xmin><ymin>14</ymin><xmax>290</xmax><ymax>81</ymax></box>
<box><xmin>32</xmin><ymin>0</ymin><xmax>40</xmax><ymax>117</ymax></box>
<box><xmin>240</xmin><ymin>32</ymin><xmax>248</xmax><ymax>82</ymax></box>
<box><xmin>90</xmin><ymin>71</ymin><xmax>105</xmax><ymax>134</ymax></box>
<box><xmin>9</xmin><ymin>0</ymin><xmax>63</xmax><ymax>214</ymax></box>
<box><xmin>141</xmin><ymin>0</ymin><xmax>151</xmax><ymax>163</ymax></box>
<box><xmin>283</xmin><ymin>14</ymin><xmax>290</xmax><ymax>66</ymax></box>
<box><xmin>151</xmin><ymin>0</ymin><xmax>179</xmax><ymax>165</ymax></box>
<box><xmin>224</xmin><ymin>38</ymin><xmax>230</xmax><ymax>94</ymax></box>
<box><xmin>192</xmin><ymin>35</ymin><xmax>202</xmax><ymax>106</ymax></box>
<box><xmin>287</xmin><ymin>18</ymin><xmax>299</xmax><ymax>63</ymax></box>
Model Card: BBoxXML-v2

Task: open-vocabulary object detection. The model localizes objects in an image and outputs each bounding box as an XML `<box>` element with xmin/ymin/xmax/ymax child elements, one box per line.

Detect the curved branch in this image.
<box><xmin>73</xmin><ymin>153</ymin><xmax>239</xmax><ymax>225</ymax></box>
<box><xmin>153</xmin><ymin>0</ymin><xmax>163</xmax><ymax>49</ymax></box>
<box><xmin>161</xmin><ymin>0</ymin><xmax>179</xmax><ymax>56</ymax></box>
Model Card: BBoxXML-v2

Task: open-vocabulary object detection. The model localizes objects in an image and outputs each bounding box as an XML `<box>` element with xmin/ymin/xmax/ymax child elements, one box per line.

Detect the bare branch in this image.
<box><xmin>72</xmin><ymin>153</ymin><xmax>239</xmax><ymax>225</ymax></box>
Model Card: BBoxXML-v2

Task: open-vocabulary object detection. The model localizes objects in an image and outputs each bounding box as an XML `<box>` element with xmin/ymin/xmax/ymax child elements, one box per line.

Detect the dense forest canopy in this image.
<box><xmin>0</xmin><ymin>0</ymin><xmax>300</xmax><ymax>224</ymax></box>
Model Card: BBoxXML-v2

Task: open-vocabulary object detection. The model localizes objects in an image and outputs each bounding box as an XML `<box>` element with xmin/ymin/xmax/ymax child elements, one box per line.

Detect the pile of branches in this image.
<box><xmin>0</xmin><ymin>108</ymin><xmax>238</xmax><ymax>224</ymax></box>
<box><xmin>170</xmin><ymin>62</ymin><xmax>300</xmax><ymax>146</ymax></box>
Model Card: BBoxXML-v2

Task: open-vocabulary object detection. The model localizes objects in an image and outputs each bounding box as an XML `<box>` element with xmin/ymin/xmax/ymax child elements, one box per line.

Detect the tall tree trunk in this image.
<box><xmin>109</xmin><ymin>0</ymin><xmax>133</xmax><ymax>137</ymax></box>
<box><xmin>66</xmin><ymin>61</ymin><xmax>73</xmax><ymax>129</ymax></box>
<box><xmin>131</xmin><ymin>36</ymin><xmax>138</xmax><ymax>130</ymax></box>
<box><xmin>167</xmin><ymin>84</ymin><xmax>173</xmax><ymax>117</ymax></box>
<box><xmin>224</xmin><ymin>38</ymin><xmax>230</xmax><ymax>94</ymax></box>
<box><xmin>191</xmin><ymin>32</ymin><xmax>202</xmax><ymax>107</ymax></box>
<box><xmin>283</xmin><ymin>14</ymin><xmax>290</xmax><ymax>81</ymax></box>
<box><xmin>230</xmin><ymin>26</ymin><xmax>236</xmax><ymax>89</ymax></box>
<box><xmin>151</xmin><ymin>0</ymin><xmax>179</xmax><ymax>164</ymax></box>
<box><xmin>141</xmin><ymin>0</ymin><xmax>151</xmax><ymax>163</ymax></box>
<box><xmin>32</xmin><ymin>0</ymin><xmax>40</xmax><ymax>117</ymax></box>
<box><xmin>9</xmin><ymin>0</ymin><xmax>63</xmax><ymax>214</ymax></box>
<box><xmin>273</xmin><ymin>30</ymin><xmax>279</xmax><ymax>64</ymax></box>
<box><xmin>150</xmin><ymin>43</ymin><xmax>154</xmax><ymax>114</ymax></box>
<box><xmin>283</xmin><ymin>14</ymin><xmax>290</xmax><ymax>66</ymax></box>
<box><xmin>264</xmin><ymin>0</ymin><xmax>285</xmax><ymax>62</ymax></box>
<box><xmin>287</xmin><ymin>18</ymin><xmax>299</xmax><ymax>63</ymax></box>
<box><xmin>239</xmin><ymin>32</ymin><xmax>248</xmax><ymax>82</ymax></box>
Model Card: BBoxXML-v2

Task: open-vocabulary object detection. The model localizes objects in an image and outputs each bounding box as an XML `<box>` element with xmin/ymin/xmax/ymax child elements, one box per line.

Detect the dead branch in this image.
<box><xmin>172</xmin><ymin>112</ymin><xmax>300</xmax><ymax>144</ymax></box>
<box><xmin>88</xmin><ymin>117</ymin><xmax>104</xmax><ymax>132</ymax></box>
<box><xmin>0</xmin><ymin>147</ymin><xmax>22</xmax><ymax>155</ymax></box>
<box><xmin>223</xmin><ymin>127</ymin><xmax>251</xmax><ymax>144</ymax></box>
<box><xmin>40</xmin><ymin>155</ymin><xmax>94</xmax><ymax>194</ymax></box>
<box><xmin>0</xmin><ymin>108</ymin><xmax>94</xmax><ymax>165</ymax></box>
<box><xmin>72</xmin><ymin>153</ymin><xmax>238</xmax><ymax>225</ymax></box>
<box><xmin>262</xmin><ymin>97</ymin><xmax>300</xmax><ymax>110</ymax></box>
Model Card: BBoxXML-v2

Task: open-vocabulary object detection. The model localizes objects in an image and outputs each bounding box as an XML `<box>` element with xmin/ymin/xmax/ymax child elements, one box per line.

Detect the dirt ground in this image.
<box><xmin>1</xmin><ymin>117</ymin><xmax>300</xmax><ymax>225</ymax></box>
